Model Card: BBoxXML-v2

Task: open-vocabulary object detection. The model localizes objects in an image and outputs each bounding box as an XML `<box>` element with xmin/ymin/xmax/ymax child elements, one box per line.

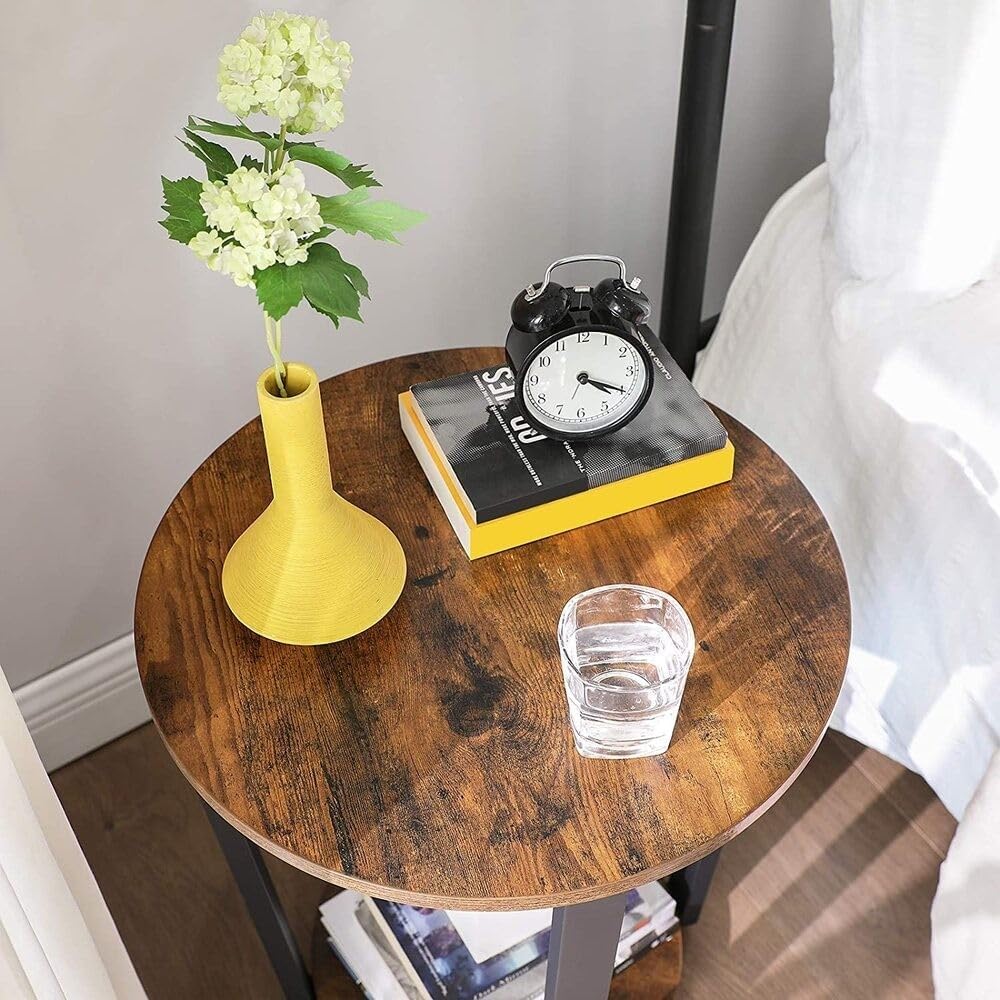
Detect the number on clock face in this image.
<box><xmin>520</xmin><ymin>331</ymin><xmax>650</xmax><ymax>434</ymax></box>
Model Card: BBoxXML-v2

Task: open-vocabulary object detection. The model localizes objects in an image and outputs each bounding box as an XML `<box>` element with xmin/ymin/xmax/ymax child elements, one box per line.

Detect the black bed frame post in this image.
<box><xmin>659</xmin><ymin>0</ymin><xmax>737</xmax><ymax>377</ymax></box>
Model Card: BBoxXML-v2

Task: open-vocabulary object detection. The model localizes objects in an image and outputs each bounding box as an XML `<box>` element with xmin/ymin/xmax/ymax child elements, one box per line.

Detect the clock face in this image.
<box><xmin>519</xmin><ymin>330</ymin><xmax>651</xmax><ymax>437</ymax></box>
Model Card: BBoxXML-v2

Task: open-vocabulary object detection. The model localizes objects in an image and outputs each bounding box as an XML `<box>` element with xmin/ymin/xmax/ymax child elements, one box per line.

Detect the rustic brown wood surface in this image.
<box><xmin>309</xmin><ymin>899</ymin><xmax>682</xmax><ymax>998</ymax></box>
<box><xmin>134</xmin><ymin>347</ymin><xmax>850</xmax><ymax>911</ymax></box>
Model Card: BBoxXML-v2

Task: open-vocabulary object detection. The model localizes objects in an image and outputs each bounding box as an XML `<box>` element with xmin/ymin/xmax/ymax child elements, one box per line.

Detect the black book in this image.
<box><xmin>406</xmin><ymin>328</ymin><xmax>728</xmax><ymax>524</ymax></box>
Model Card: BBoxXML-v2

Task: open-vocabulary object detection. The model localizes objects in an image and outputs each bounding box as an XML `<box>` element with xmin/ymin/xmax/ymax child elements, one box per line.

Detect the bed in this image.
<box><xmin>659</xmin><ymin>0</ymin><xmax>1000</xmax><ymax>820</ymax></box>
<box><xmin>692</xmin><ymin>164</ymin><xmax>1000</xmax><ymax>818</ymax></box>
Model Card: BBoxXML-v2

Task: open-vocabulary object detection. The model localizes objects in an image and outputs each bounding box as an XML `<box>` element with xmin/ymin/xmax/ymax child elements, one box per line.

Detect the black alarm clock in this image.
<box><xmin>505</xmin><ymin>255</ymin><xmax>655</xmax><ymax>442</ymax></box>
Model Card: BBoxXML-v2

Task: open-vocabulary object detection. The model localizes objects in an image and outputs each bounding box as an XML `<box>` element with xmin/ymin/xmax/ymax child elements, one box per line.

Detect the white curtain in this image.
<box><xmin>694</xmin><ymin>0</ymin><xmax>1000</xmax><ymax>818</ymax></box>
<box><xmin>932</xmin><ymin>747</ymin><xmax>1000</xmax><ymax>998</ymax></box>
<box><xmin>0</xmin><ymin>665</ymin><xmax>145</xmax><ymax>999</ymax></box>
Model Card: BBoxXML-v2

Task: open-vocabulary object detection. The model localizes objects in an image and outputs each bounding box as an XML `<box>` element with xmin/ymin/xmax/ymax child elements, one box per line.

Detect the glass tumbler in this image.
<box><xmin>557</xmin><ymin>584</ymin><xmax>695</xmax><ymax>759</ymax></box>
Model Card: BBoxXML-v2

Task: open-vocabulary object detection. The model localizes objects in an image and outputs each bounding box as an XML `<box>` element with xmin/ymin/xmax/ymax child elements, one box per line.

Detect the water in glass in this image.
<box><xmin>559</xmin><ymin>586</ymin><xmax>694</xmax><ymax>759</ymax></box>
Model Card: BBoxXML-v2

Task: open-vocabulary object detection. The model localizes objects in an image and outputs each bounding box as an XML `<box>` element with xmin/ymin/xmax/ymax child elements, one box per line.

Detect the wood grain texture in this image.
<box><xmin>309</xmin><ymin>904</ymin><xmax>682</xmax><ymax>998</ymax></box>
<box><xmin>134</xmin><ymin>347</ymin><xmax>850</xmax><ymax>910</ymax></box>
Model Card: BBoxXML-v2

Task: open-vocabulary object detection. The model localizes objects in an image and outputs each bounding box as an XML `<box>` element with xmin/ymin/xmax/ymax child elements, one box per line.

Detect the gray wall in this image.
<box><xmin>0</xmin><ymin>1</ymin><xmax>831</xmax><ymax>688</ymax></box>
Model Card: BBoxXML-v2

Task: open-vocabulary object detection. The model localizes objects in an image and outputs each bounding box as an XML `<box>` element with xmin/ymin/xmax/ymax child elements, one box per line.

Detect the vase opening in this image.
<box><xmin>264</xmin><ymin>364</ymin><xmax>314</xmax><ymax>399</ymax></box>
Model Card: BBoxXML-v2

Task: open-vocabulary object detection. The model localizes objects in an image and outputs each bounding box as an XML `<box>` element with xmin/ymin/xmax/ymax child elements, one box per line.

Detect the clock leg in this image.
<box><xmin>203</xmin><ymin>803</ymin><xmax>315</xmax><ymax>1000</ymax></box>
<box><xmin>543</xmin><ymin>893</ymin><xmax>628</xmax><ymax>1000</ymax></box>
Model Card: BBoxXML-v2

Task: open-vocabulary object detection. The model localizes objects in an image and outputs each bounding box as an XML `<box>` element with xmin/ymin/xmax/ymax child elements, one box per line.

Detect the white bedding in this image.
<box><xmin>694</xmin><ymin>165</ymin><xmax>1000</xmax><ymax>818</ymax></box>
<box><xmin>932</xmin><ymin>747</ymin><xmax>1000</xmax><ymax>998</ymax></box>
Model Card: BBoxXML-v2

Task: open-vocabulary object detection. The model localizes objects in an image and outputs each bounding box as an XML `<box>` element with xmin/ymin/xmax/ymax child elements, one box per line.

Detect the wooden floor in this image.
<box><xmin>51</xmin><ymin>725</ymin><xmax>954</xmax><ymax>1000</ymax></box>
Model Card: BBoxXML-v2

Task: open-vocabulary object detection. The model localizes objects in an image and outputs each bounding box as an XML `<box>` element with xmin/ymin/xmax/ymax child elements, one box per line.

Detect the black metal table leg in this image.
<box><xmin>666</xmin><ymin>847</ymin><xmax>722</xmax><ymax>925</ymax></box>
<box><xmin>203</xmin><ymin>803</ymin><xmax>315</xmax><ymax>1000</ymax></box>
<box><xmin>659</xmin><ymin>0</ymin><xmax>737</xmax><ymax>376</ymax></box>
<box><xmin>543</xmin><ymin>892</ymin><xmax>628</xmax><ymax>1000</ymax></box>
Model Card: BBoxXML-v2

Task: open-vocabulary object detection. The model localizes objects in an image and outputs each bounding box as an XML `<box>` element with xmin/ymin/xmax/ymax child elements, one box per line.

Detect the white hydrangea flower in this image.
<box><xmin>246</xmin><ymin>244</ymin><xmax>278</xmax><ymax>270</ymax></box>
<box><xmin>252</xmin><ymin>189</ymin><xmax>286</xmax><ymax>223</ymax></box>
<box><xmin>218</xmin><ymin>245</ymin><xmax>254</xmax><ymax>286</ymax></box>
<box><xmin>287</xmin><ymin>19</ymin><xmax>312</xmax><ymax>54</ymax></box>
<box><xmin>198</xmin><ymin>181</ymin><xmax>224</xmax><ymax>214</ymax></box>
<box><xmin>260</xmin><ymin>52</ymin><xmax>283</xmax><ymax>77</ymax></box>
<box><xmin>269</xmin><ymin>222</ymin><xmax>297</xmax><ymax>254</ymax></box>
<box><xmin>188</xmin><ymin>162</ymin><xmax>323</xmax><ymax>286</ymax></box>
<box><xmin>188</xmin><ymin>229</ymin><xmax>223</xmax><ymax>260</ymax></box>
<box><xmin>282</xmin><ymin>243</ymin><xmax>309</xmax><ymax>266</ymax></box>
<box><xmin>210</xmin><ymin>198</ymin><xmax>242</xmax><ymax>233</ymax></box>
<box><xmin>233</xmin><ymin>212</ymin><xmax>266</xmax><ymax>250</ymax></box>
<box><xmin>220</xmin><ymin>38</ymin><xmax>261</xmax><ymax>75</ymax></box>
<box><xmin>273</xmin><ymin>87</ymin><xmax>300</xmax><ymax>121</ymax></box>
<box><xmin>217</xmin><ymin>11</ymin><xmax>352</xmax><ymax>134</ymax></box>
<box><xmin>275</xmin><ymin>165</ymin><xmax>305</xmax><ymax>195</ymax></box>
<box><xmin>227</xmin><ymin>166</ymin><xmax>268</xmax><ymax>204</ymax></box>
<box><xmin>253</xmin><ymin>75</ymin><xmax>282</xmax><ymax>106</ymax></box>
<box><xmin>218</xmin><ymin>83</ymin><xmax>256</xmax><ymax>117</ymax></box>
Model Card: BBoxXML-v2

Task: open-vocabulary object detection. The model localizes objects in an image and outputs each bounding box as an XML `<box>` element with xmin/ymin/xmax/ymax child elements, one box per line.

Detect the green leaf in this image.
<box><xmin>316</xmin><ymin>189</ymin><xmax>425</xmax><ymax>243</ymax></box>
<box><xmin>299</xmin><ymin>243</ymin><xmax>367</xmax><ymax>326</ymax></box>
<box><xmin>186</xmin><ymin>116</ymin><xmax>281</xmax><ymax>151</ymax></box>
<box><xmin>240</xmin><ymin>154</ymin><xmax>264</xmax><ymax>170</ymax></box>
<box><xmin>254</xmin><ymin>262</ymin><xmax>304</xmax><ymax>321</ymax></box>
<box><xmin>301</xmin><ymin>226</ymin><xmax>334</xmax><ymax>244</ymax></box>
<box><xmin>180</xmin><ymin>128</ymin><xmax>237</xmax><ymax>182</ymax></box>
<box><xmin>319</xmin><ymin>187</ymin><xmax>369</xmax><ymax>209</ymax></box>
<box><xmin>309</xmin><ymin>242</ymin><xmax>369</xmax><ymax>299</ymax></box>
<box><xmin>286</xmin><ymin>144</ymin><xmax>381</xmax><ymax>188</ymax></box>
<box><xmin>159</xmin><ymin>177</ymin><xmax>207</xmax><ymax>243</ymax></box>
<box><xmin>327</xmin><ymin>246</ymin><xmax>370</xmax><ymax>300</ymax></box>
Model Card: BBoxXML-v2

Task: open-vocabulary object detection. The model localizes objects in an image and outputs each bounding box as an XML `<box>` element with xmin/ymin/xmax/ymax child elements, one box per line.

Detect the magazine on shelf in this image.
<box><xmin>320</xmin><ymin>891</ymin><xmax>415</xmax><ymax>1000</ymax></box>
<box><xmin>359</xmin><ymin>903</ymin><xmax>548</xmax><ymax>1000</ymax></box>
<box><xmin>318</xmin><ymin>881</ymin><xmax>675</xmax><ymax>1000</ymax></box>
<box><xmin>445</xmin><ymin>908</ymin><xmax>552</xmax><ymax>965</ymax></box>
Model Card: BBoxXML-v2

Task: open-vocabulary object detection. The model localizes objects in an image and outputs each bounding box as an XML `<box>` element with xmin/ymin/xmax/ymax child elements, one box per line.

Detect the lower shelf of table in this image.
<box><xmin>310</xmin><ymin>898</ymin><xmax>683</xmax><ymax>999</ymax></box>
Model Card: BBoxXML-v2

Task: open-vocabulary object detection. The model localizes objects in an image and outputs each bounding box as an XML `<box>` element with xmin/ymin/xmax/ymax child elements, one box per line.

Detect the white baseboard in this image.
<box><xmin>14</xmin><ymin>633</ymin><xmax>151</xmax><ymax>772</ymax></box>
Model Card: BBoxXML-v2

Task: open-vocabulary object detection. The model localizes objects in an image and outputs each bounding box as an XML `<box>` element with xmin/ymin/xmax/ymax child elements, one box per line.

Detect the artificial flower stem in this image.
<box><xmin>272</xmin><ymin>125</ymin><xmax>288</xmax><ymax>173</ymax></box>
<box><xmin>264</xmin><ymin>314</ymin><xmax>288</xmax><ymax>397</ymax></box>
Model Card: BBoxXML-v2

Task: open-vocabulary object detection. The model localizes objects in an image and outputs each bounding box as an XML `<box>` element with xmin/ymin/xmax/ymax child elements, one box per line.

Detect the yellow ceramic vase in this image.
<box><xmin>222</xmin><ymin>363</ymin><xmax>406</xmax><ymax>645</ymax></box>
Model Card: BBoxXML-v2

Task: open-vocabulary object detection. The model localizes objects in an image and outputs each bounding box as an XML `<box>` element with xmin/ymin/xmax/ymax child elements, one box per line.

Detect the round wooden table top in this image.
<box><xmin>135</xmin><ymin>347</ymin><xmax>850</xmax><ymax>911</ymax></box>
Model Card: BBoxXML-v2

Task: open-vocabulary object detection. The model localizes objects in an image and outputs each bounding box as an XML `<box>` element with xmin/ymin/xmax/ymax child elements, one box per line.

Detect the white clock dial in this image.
<box><xmin>520</xmin><ymin>331</ymin><xmax>650</xmax><ymax>435</ymax></box>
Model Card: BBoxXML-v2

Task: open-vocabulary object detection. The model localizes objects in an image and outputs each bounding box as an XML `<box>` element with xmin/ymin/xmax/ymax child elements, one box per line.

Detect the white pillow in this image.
<box><xmin>826</xmin><ymin>0</ymin><xmax>1000</xmax><ymax>318</ymax></box>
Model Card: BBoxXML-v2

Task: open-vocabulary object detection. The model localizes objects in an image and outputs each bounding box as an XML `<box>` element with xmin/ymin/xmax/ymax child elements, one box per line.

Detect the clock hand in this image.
<box><xmin>588</xmin><ymin>377</ymin><xmax>626</xmax><ymax>393</ymax></box>
<box><xmin>587</xmin><ymin>380</ymin><xmax>612</xmax><ymax>395</ymax></box>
